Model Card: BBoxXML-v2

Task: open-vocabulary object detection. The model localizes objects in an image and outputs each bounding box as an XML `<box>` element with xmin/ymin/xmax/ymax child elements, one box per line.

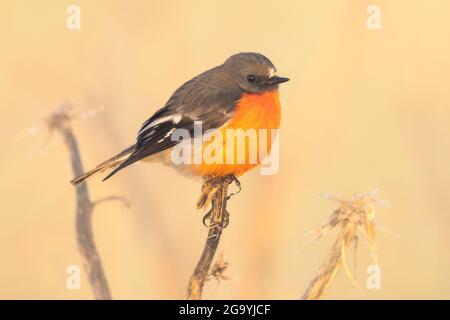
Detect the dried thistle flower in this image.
<box><xmin>302</xmin><ymin>190</ymin><xmax>389</xmax><ymax>300</ymax></box>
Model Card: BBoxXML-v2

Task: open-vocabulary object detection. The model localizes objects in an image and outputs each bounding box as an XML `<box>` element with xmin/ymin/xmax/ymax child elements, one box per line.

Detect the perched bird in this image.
<box><xmin>71</xmin><ymin>52</ymin><xmax>289</xmax><ymax>185</ymax></box>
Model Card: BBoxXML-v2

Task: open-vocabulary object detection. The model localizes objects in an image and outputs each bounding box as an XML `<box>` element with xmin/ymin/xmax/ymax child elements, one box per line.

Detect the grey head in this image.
<box><xmin>221</xmin><ymin>52</ymin><xmax>289</xmax><ymax>94</ymax></box>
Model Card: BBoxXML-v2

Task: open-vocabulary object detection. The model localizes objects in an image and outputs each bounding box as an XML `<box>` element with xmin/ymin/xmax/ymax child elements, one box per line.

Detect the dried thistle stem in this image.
<box><xmin>302</xmin><ymin>219</ymin><xmax>358</xmax><ymax>300</ymax></box>
<box><xmin>186</xmin><ymin>176</ymin><xmax>233</xmax><ymax>300</ymax></box>
<box><xmin>48</xmin><ymin>106</ymin><xmax>112</xmax><ymax>300</ymax></box>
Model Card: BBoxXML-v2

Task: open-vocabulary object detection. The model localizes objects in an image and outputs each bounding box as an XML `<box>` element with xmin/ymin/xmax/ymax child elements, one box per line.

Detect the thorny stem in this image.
<box><xmin>48</xmin><ymin>108</ymin><xmax>112</xmax><ymax>300</ymax></box>
<box><xmin>186</xmin><ymin>175</ymin><xmax>234</xmax><ymax>300</ymax></box>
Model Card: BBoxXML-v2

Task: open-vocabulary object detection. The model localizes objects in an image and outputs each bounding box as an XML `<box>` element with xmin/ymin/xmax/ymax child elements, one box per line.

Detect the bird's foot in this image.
<box><xmin>198</xmin><ymin>175</ymin><xmax>237</xmax><ymax>229</ymax></box>
<box><xmin>202</xmin><ymin>208</ymin><xmax>230</xmax><ymax>229</ymax></box>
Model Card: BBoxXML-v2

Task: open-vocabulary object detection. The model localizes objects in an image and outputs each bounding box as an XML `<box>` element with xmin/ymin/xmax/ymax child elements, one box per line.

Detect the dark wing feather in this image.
<box><xmin>103</xmin><ymin>120</ymin><xmax>184</xmax><ymax>181</ymax></box>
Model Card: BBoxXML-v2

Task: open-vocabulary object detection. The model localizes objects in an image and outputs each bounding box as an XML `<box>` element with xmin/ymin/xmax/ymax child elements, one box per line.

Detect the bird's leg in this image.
<box><xmin>210</xmin><ymin>175</ymin><xmax>234</xmax><ymax>227</ymax></box>
<box><xmin>227</xmin><ymin>175</ymin><xmax>241</xmax><ymax>200</ymax></box>
<box><xmin>197</xmin><ymin>176</ymin><xmax>221</xmax><ymax>210</ymax></box>
<box><xmin>200</xmin><ymin>175</ymin><xmax>235</xmax><ymax>229</ymax></box>
<box><xmin>200</xmin><ymin>176</ymin><xmax>222</xmax><ymax>228</ymax></box>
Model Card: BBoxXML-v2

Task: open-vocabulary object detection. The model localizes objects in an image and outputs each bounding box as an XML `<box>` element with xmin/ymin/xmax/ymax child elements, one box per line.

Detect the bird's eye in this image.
<box><xmin>246</xmin><ymin>75</ymin><xmax>256</xmax><ymax>83</ymax></box>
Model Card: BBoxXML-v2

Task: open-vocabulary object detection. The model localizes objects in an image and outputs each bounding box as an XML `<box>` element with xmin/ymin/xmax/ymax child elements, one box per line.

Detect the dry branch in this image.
<box><xmin>47</xmin><ymin>105</ymin><xmax>121</xmax><ymax>300</ymax></box>
<box><xmin>186</xmin><ymin>175</ymin><xmax>235</xmax><ymax>300</ymax></box>
<box><xmin>302</xmin><ymin>191</ymin><xmax>387</xmax><ymax>300</ymax></box>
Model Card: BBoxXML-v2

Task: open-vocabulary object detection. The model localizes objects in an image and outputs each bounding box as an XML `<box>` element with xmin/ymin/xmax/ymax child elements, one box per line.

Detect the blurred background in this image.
<box><xmin>1</xmin><ymin>0</ymin><xmax>449</xmax><ymax>299</ymax></box>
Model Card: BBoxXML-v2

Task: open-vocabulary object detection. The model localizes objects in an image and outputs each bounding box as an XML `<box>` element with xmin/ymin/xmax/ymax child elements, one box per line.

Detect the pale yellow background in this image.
<box><xmin>0</xmin><ymin>0</ymin><xmax>449</xmax><ymax>299</ymax></box>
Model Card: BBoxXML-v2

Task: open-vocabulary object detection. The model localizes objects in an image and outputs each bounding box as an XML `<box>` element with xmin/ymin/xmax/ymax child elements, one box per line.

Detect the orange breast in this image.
<box><xmin>191</xmin><ymin>90</ymin><xmax>281</xmax><ymax>177</ymax></box>
<box><xmin>227</xmin><ymin>90</ymin><xmax>281</xmax><ymax>130</ymax></box>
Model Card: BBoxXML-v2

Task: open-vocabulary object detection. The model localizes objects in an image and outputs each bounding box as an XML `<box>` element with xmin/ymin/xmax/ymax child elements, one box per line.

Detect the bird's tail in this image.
<box><xmin>71</xmin><ymin>145</ymin><xmax>136</xmax><ymax>185</ymax></box>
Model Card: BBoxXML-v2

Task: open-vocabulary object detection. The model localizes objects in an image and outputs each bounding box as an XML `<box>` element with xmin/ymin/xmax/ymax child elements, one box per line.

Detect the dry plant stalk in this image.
<box><xmin>302</xmin><ymin>191</ymin><xmax>386</xmax><ymax>300</ymax></box>
<box><xmin>47</xmin><ymin>105</ymin><xmax>127</xmax><ymax>300</ymax></box>
<box><xmin>186</xmin><ymin>175</ymin><xmax>235</xmax><ymax>300</ymax></box>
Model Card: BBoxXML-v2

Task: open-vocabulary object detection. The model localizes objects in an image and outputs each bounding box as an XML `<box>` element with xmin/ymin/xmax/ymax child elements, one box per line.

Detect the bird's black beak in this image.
<box><xmin>266</xmin><ymin>76</ymin><xmax>290</xmax><ymax>85</ymax></box>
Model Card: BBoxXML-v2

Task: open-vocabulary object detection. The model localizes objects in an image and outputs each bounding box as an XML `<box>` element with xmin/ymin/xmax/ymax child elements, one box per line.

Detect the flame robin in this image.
<box><xmin>71</xmin><ymin>52</ymin><xmax>289</xmax><ymax>185</ymax></box>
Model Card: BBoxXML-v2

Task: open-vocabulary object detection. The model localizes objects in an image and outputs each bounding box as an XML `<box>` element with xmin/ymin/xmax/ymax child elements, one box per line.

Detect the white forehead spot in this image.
<box><xmin>268</xmin><ymin>68</ymin><xmax>277</xmax><ymax>78</ymax></box>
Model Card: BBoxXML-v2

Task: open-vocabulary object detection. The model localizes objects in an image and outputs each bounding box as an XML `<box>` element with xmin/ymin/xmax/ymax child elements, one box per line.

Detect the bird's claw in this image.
<box><xmin>202</xmin><ymin>209</ymin><xmax>230</xmax><ymax>229</ymax></box>
<box><xmin>227</xmin><ymin>176</ymin><xmax>241</xmax><ymax>200</ymax></box>
<box><xmin>199</xmin><ymin>175</ymin><xmax>237</xmax><ymax>229</ymax></box>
